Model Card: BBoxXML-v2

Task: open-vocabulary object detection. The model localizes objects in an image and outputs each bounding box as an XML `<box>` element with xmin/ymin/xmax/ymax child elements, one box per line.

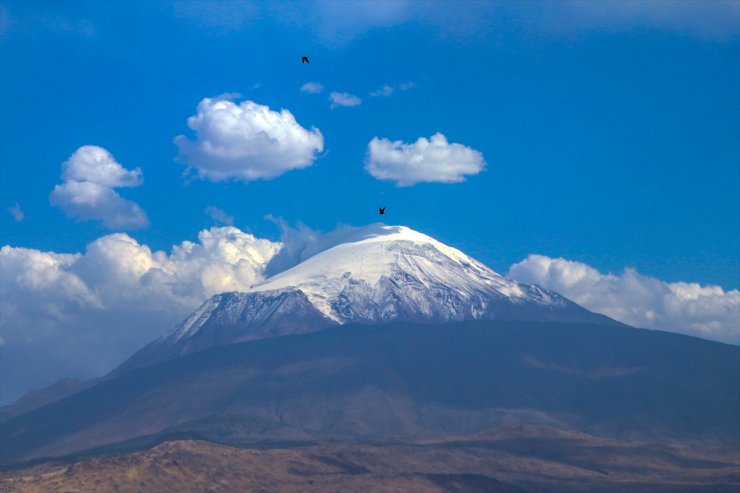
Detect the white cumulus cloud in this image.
<box><xmin>49</xmin><ymin>146</ymin><xmax>149</xmax><ymax>230</ymax></box>
<box><xmin>300</xmin><ymin>82</ymin><xmax>324</xmax><ymax>94</ymax></box>
<box><xmin>329</xmin><ymin>91</ymin><xmax>362</xmax><ymax>108</ymax></box>
<box><xmin>174</xmin><ymin>97</ymin><xmax>324</xmax><ymax>182</ymax></box>
<box><xmin>365</xmin><ymin>132</ymin><xmax>486</xmax><ymax>186</ymax></box>
<box><xmin>0</xmin><ymin>226</ymin><xmax>281</xmax><ymax>403</ymax></box>
<box><xmin>60</xmin><ymin>145</ymin><xmax>142</xmax><ymax>187</ymax></box>
<box><xmin>508</xmin><ymin>255</ymin><xmax>740</xmax><ymax>344</ymax></box>
<box><xmin>50</xmin><ymin>181</ymin><xmax>148</xmax><ymax>230</ymax></box>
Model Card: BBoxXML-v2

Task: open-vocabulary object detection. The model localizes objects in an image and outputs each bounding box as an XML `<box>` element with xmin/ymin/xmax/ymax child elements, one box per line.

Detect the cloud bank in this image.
<box><xmin>0</xmin><ymin>227</ymin><xmax>280</xmax><ymax>402</ymax></box>
<box><xmin>365</xmin><ymin>133</ymin><xmax>485</xmax><ymax>186</ymax></box>
<box><xmin>49</xmin><ymin>146</ymin><xmax>149</xmax><ymax>230</ymax></box>
<box><xmin>509</xmin><ymin>255</ymin><xmax>740</xmax><ymax>344</ymax></box>
<box><xmin>3</xmin><ymin>221</ymin><xmax>737</xmax><ymax>403</ymax></box>
<box><xmin>174</xmin><ymin>97</ymin><xmax>324</xmax><ymax>182</ymax></box>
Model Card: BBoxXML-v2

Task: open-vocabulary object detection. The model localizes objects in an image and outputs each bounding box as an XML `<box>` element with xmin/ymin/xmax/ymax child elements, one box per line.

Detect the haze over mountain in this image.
<box><xmin>119</xmin><ymin>224</ymin><xmax>613</xmax><ymax>372</ymax></box>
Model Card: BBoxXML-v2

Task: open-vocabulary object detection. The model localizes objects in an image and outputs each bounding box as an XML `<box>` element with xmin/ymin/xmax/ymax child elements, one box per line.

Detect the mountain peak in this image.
<box><xmin>119</xmin><ymin>224</ymin><xmax>614</xmax><ymax>372</ymax></box>
<box><xmin>319</xmin><ymin>223</ymin><xmax>475</xmax><ymax>266</ymax></box>
<box><xmin>251</xmin><ymin>223</ymin><xmax>533</xmax><ymax>322</ymax></box>
<box><xmin>312</xmin><ymin>223</ymin><xmax>444</xmax><ymax>246</ymax></box>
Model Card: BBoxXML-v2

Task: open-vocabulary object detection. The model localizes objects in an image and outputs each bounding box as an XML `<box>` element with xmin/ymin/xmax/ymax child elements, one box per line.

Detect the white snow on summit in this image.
<box><xmin>122</xmin><ymin>223</ymin><xmax>604</xmax><ymax>371</ymax></box>
<box><xmin>250</xmin><ymin>224</ymin><xmax>551</xmax><ymax>322</ymax></box>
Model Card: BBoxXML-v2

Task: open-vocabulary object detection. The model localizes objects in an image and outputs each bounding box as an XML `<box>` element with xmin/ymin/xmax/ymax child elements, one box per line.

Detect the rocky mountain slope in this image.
<box><xmin>120</xmin><ymin>225</ymin><xmax>613</xmax><ymax>372</ymax></box>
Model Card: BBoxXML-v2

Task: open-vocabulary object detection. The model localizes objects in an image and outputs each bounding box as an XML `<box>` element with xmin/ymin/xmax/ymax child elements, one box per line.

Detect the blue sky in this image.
<box><xmin>1</xmin><ymin>1</ymin><xmax>739</xmax><ymax>401</ymax></box>
<box><xmin>2</xmin><ymin>0</ymin><xmax>738</xmax><ymax>287</ymax></box>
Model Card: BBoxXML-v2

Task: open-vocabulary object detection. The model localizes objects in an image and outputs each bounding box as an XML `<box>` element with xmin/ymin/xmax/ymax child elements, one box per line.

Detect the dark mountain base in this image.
<box><xmin>0</xmin><ymin>379</ymin><xmax>94</xmax><ymax>421</ymax></box>
<box><xmin>1</xmin><ymin>428</ymin><xmax>738</xmax><ymax>493</ymax></box>
<box><xmin>2</xmin><ymin>321</ymin><xmax>739</xmax><ymax>465</ymax></box>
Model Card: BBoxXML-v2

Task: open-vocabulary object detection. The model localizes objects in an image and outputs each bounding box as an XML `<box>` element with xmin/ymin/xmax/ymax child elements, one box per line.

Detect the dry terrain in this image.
<box><xmin>1</xmin><ymin>428</ymin><xmax>738</xmax><ymax>493</ymax></box>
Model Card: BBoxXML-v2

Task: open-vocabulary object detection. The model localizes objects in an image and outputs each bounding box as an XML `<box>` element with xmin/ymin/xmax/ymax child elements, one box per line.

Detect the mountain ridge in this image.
<box><xmin>120</xmin><ymin>224</ymin><xmax>615</xmax><ymax>372</ymax></box>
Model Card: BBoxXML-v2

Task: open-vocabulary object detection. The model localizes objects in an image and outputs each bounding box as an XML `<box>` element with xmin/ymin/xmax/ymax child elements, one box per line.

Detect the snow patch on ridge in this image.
<box><xmin>164</xmin><ymin>295</ymin><xmax>221</xmax><ymax>342</ymax></box>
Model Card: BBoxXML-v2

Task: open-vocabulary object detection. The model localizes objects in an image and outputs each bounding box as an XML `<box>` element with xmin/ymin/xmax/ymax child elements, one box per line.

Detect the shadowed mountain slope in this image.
<box><xmin>2</xmin><ymin>321</ymin><xmax>737</xmax><ymax>465</ymax></box>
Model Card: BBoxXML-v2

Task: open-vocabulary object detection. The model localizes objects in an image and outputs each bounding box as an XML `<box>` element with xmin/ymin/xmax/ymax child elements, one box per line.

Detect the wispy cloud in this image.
<box><xmin>205</xmin><ymin>205</ymin><xmax>234</xmax><ymax>226</ymax></box>
<box><xmin>213</xmin><ymin>91</ymin><xmax>242</xmax><ymax>101</ymax></box>
<box><xmin>172</xmin><ymin>0</ymin><xmax>257</xmax><ymax>33</ymax></box>
<box><xmin>0</xmin><ymin>3</ymin><xmax>96</xmax><ymax>38</ymax></box>
<box><xmin>168</xmin><ymin>1</ymin><xmax>739</xmax><ymax>44</ymax></box>
<box><xmin>315</xmin><ymin>1</ymin><xmax>739</xmax><ymax>43</ymax></box>
<box><xmin>370</xmin><ymin>84</ymin><xmax>395</xmax><ymax>97</ymax></box>
<box><xmin>300</xmin><ymin>82</ymin><xmax>324</xmax><ymax>94</ymax></box>
<box><xmin>370</xmin><ymin>82</ymin><xmax>415</xmax><ymax>97</ymax></box>
<box><xmin>547</xmin><ymin>0</ymin><xmax>740</xmax><ymax>41</ymax></box>
<box><xmin>329</xmin><ymin>91</ymin><xmax>362</xmax><ymax>108</ymax></box>
<box><xmin>7</xmin><ymin>202</ymin><xmax>23</xmax><ymax>222</ymax></box>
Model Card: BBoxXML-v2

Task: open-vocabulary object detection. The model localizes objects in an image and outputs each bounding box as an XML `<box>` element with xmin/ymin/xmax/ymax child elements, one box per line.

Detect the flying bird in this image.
<box><xmin>378</xmin><ymin>207</ymin><xmax>386</xmax><ymax>215</ymax></box>
<box><xmin>301</xmin><ymin>56</ymin><xmax>310</xmax><ymax>64</ymax></box>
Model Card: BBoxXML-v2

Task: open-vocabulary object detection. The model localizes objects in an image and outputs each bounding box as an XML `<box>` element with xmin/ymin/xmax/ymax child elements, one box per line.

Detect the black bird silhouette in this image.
<box><xmin>301</xmin><ymin>56</ymin><xmax>310</xmax><ymax>64</ymax></box>
<box><xmin>378</xmin><ymin>207</ymin><xmax>386</xmax><ymax>215</ymax></box>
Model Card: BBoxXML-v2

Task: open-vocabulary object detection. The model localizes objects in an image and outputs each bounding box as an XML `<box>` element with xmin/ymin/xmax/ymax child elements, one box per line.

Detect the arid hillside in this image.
<box><xmin>2</xmin><ymin>427</ymin><xmax>738</xmax><ymax>493</ymax></box>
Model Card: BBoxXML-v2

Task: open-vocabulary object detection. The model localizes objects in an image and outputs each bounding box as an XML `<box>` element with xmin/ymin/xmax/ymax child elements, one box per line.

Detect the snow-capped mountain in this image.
<box><xmin>250</xmin><ymin>224</ymin><xmax>594</xmax><ymax>324</ymax></box>
<box><xmin>119</xmin><ymin>224</ymin><xmax>613</xmax><ymax>372</ymax></box>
